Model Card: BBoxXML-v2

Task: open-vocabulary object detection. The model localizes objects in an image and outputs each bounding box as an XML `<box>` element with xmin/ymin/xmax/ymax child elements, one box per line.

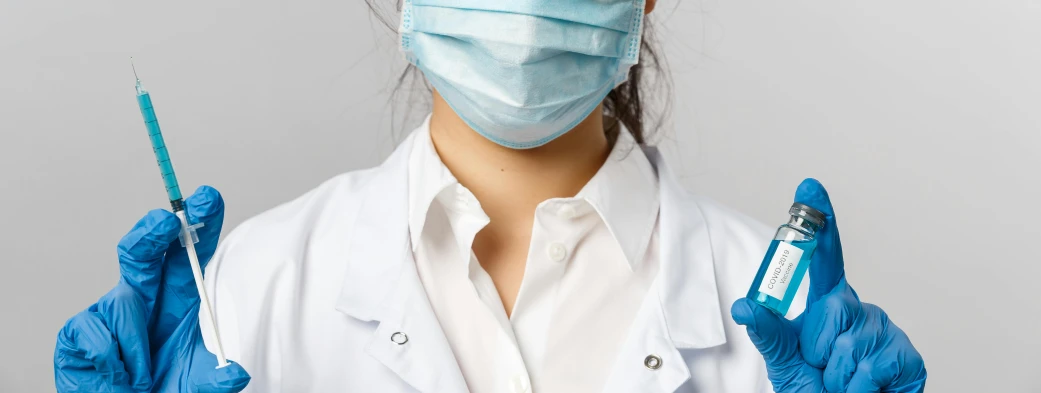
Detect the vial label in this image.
<box><xmin>757</xmin><ymin>241</ymin><xmax>806</xmax><ymax>300</ymax></box>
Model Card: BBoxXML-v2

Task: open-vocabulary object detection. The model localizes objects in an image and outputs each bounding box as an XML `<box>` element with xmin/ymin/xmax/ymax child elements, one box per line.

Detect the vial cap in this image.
<box><xmin>789</xmin><ymin>202</ymin><xmax>827</xmax><ymax>227</ymax></box>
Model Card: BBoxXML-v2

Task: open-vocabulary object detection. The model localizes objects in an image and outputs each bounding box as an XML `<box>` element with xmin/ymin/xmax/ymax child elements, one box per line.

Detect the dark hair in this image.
<box><xmin>364</xmin><ymin>1</ymin><xmax>669</xmax><ymax>145</ymax></box>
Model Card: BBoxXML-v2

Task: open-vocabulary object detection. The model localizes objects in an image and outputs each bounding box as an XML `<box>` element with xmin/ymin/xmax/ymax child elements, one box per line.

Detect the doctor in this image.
<box><xmin>54</xmin><ymin>0</ymin><xmax>926</xmax><ymax>392</ymax></box>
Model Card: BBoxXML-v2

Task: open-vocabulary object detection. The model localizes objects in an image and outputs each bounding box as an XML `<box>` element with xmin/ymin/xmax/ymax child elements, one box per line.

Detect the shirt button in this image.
<box><xmin>547</xmin><ymin>243</ymin><xmax>567</xmax><ymax>262</ymax></box>
<box><xmin>557</xmin><ymin>204</ymin><xmax>577</xmax><ymax>219</ymax></box>
<box><xmin>510</xmin><ymin>375</ymin><xmax>529</xmax><ymax>393</ymax></box>
<box><xmin>454</xmin><ymin>186</ymin><xmax>472</xmax><ymax>203</ymax></box>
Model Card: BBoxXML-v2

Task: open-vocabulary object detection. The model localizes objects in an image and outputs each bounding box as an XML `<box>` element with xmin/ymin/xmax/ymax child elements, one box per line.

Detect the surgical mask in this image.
<box><xmin>399</xmin><ymin>0</ymin><xmax>646</xmax><ymax>149</ymax></box>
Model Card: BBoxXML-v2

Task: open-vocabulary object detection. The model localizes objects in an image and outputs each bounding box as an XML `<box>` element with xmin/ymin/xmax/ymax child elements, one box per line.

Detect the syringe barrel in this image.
<box><xmin>136</xmin><ymin>91</ymin><xmax>183</xmax><ymax>204</ymax></box>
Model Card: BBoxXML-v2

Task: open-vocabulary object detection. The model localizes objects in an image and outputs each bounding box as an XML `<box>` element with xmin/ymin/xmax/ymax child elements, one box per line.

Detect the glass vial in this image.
<box><xmin>746</xmin><ymin>202</ymin><xmax>827</xmax><ymax>317</ymax></box>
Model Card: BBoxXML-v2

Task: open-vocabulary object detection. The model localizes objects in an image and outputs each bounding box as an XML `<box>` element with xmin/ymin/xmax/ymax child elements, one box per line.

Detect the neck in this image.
<box><xmin>428</xmin><ymin>90</ymin><xmax>610</xmax><ymax>226</ymax></box>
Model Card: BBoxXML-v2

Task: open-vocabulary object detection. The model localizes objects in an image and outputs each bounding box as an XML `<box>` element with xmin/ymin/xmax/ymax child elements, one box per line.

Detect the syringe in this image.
<box><xmin>131</xmin><ymin>58</ymin><xmax>229</xmax><ymax>368</ymax></box>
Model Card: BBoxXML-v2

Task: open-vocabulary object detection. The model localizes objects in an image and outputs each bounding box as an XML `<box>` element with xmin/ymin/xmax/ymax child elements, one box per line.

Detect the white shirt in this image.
<box><xmin>407</xmin><ymin>124</ymin><xmax>662</xmax><ymax>393</ymax></box>
<box><xmin>202</xmin><ymin>118</ymin><xmax>787</xmax><ymax>393</ymax></box>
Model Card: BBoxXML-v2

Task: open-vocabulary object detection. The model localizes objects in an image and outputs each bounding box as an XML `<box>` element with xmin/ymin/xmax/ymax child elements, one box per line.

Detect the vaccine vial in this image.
<box><xmin>747</xmin><ymin>202</ymin><xmax>827</xmax><ymax>317</ymax></box>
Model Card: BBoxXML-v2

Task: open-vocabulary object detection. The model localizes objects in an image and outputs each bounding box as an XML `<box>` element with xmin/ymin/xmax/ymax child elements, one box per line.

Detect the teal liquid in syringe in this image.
<box><xmin>133</xmin><ymin>61</ymin><xmax>183</xmax><ymax>210</ymax></box>
<box><xmin>131</xmin><ymin>59</ymin><xmax>229</xmax><ymax>367</ymax></box>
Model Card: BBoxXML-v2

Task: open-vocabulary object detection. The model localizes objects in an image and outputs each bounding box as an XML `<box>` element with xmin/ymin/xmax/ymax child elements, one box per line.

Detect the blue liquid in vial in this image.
<box><xmin>747</xmin><ymin>238</ymin><xmax>817</xmax><ymax>316</ymax></box>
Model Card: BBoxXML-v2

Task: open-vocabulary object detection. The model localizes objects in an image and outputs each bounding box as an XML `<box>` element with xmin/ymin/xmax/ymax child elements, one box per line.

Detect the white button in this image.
<box><xmin>510</xmin><ymin>375</ymin><xmax>529</xmax><ymax>393</ymax></box>
<box><xmin>557</xmin><ymin>204</ymin><xmax>577</xmax><ymax>219</ymax></box>
<box><xmin>455</xmin><ymin>188</ymin><xmax>470</xmax><ymax>204</ymax></box>
<box><xmin>547</xmin><ymin>243</ymin><xmax>567</xmax><ymax>262</ymax></box>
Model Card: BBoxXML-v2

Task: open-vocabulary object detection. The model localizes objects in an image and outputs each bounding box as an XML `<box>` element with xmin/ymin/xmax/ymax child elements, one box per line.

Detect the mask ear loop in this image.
<box><xmin>613</xmin><ymin>0</ymin><xmax>646</xmax><ymax>86</ymax></box>
<box><xmin>625</xmin><ymin>0</ymin><xmax>646</xmax><ymax>65</ymax></box>
<box><xmin>399</xmin><ymin>0</ymin><xmax>416</xmax><ymax>62</ymax></box>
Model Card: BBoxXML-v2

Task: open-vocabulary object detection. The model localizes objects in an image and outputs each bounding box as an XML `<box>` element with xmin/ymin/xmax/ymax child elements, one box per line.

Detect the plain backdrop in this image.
<box><xmin>2</xmin><ymin>0</ymin><xmax>1039</xmax><ymax>391</ymax></box>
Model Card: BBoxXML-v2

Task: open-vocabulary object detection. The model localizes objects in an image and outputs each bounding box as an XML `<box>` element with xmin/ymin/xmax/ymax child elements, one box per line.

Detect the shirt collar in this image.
<box><xmin>407</xmin><ymin>117</ymin><xmax>660</xmax><ymax>270</ymax></box>
<box><xmin>338</xmin><ymin>124</ymin><xmax>725</xmax><ymax>350</ymax></box>
<box><xmin>571</xmin><ymin>128</ymin><xmax>659</xmax><ymax>270</ymax></box>
<box><xmin>407</xmin><ymin>115</ymin><xmax>465</xmax><ymax>252</ymax></box>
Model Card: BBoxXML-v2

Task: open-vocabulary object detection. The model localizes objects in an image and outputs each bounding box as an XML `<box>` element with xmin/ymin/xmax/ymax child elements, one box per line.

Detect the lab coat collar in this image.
<box><xmin>642</xmin><ymin>146</ymin><xmax>727</xmax><ymax>349</ymax></box>
<box><xmin>334</xmin><ymin>131</ymin><xmax>414</xmax><ymax>323</ymax></box>
<box><xmin>335</xmin><ymin>131</ymin><xmax>470</xmax><ymax>393</ymax></box>
<box><xmin>335</xmin><ymin>129</ymin><xmax>726</xmax><ymax>354</ymax></box>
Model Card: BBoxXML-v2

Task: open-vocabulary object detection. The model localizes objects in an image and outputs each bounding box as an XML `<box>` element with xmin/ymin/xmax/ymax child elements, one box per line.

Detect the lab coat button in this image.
<box><xmin>547</xmin><ymin>243</ymin><xmax>567</xmax><ymax>262</ymax></box>
<box><xmin>644</xmin><ymin>354</ymin><xmax>662</xmax><ymax>370</ymax></box>
<box><xmin>390</xmin><ymin>332</ymin><xmax>408</xmax><ymax>345</ymax></box>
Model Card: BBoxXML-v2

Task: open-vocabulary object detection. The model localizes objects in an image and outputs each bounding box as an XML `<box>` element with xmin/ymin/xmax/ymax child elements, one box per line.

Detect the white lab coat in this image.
<box><xmin>202</xmin><ymin>130</ymin><xmax>799</xmax><ymax>392</ymax></box>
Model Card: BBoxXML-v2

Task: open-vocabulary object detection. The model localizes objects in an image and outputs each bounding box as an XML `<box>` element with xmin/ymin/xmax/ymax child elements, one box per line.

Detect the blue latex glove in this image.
<box><xmin>54</xmin><ymin>186</ymin><xmax>250</xmax><ymax>393</ymax></box>
<box><xmin>732</xmin><ymin>179</ymin><xmax>927</xmax><ymax>393</ymax></box>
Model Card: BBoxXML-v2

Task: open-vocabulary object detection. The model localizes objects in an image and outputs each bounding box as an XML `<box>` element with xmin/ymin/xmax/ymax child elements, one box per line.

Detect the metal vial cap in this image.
<box><xmin>789</xmin><ymin>202</ymin><xmax>827</xmax><ymax>227</ymax></box>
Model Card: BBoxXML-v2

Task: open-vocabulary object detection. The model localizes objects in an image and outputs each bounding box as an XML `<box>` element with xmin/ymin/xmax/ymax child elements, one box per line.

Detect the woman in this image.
<box><xmin>54</xmin><ymin>0</ymin><xmax>926</xmax><ymax>392</ymax></box>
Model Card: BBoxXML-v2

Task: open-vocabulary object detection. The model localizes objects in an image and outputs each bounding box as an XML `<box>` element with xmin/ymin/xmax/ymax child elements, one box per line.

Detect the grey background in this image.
<box><xmin>1</xmin><ymin>0</ymin><xmax>1038</xmax><ymax>391</ymax></box>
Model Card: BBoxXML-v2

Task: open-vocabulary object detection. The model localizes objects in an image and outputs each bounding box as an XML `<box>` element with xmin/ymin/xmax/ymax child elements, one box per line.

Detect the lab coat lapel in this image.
<box><xmin>646</xmin><ymin>146</ymin><xmax>727</xmax><ymax>350</ymax></box>
<box><xmin>334</xmin><ymin>133</ymin><xmax>469</xmax><ymax>393</ymax></box>
<box><xmin>603</xmin><ymin>147</ymin><xmax>727</xmax><ymax>393</ymax></box>
<box><xmin>600</xmin><ymin>283</ymin><xmax>692</xmax><ymax>393</ymax></box>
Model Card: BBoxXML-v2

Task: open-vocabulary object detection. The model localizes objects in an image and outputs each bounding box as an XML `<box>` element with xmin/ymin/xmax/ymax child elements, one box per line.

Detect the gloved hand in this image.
<box><xmin>54</xmin><ymin>186</ymin><xmax>250</xmax><ymax>393</ymax></box>
<box><xmin>732</xmin><ymin>179</ymin><xmax>927</xmax><ymax>393</ymax></box>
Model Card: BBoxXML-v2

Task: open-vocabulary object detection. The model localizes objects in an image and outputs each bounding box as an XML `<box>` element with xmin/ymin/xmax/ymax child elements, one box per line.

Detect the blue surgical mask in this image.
<box><xmin>400</xmin><ymin>0</ymin><xmax>646</xmax><ymax>149</ymax></box>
